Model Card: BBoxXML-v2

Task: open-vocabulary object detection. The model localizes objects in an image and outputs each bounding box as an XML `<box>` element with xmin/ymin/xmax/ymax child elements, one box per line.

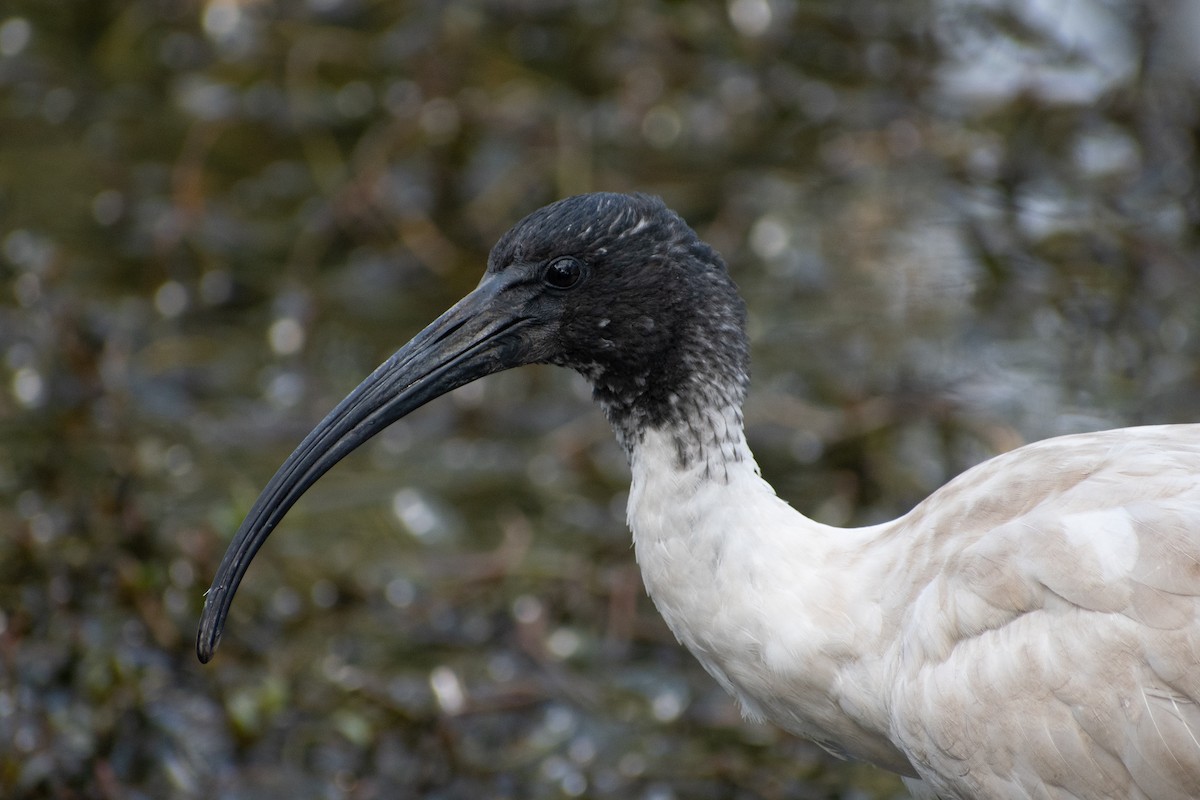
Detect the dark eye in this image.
<box><xmin>544</xmin><ymin>257</ymin><xmax>584</xmax><ymax>289</ymax></box>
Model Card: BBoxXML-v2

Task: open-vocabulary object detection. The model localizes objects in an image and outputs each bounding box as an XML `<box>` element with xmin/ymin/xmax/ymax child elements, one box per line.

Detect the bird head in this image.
<box><xmin>196</xmin><ymin>192</ymin><xmax>748</xmax><ymax>662</ymax></box>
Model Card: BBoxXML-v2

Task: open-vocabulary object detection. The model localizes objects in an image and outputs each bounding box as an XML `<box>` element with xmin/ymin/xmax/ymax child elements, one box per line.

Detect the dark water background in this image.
<box><xmin>2</xmin><ymin>1</ymin><xmax>1198</xmax><ymax>797</ymax></box>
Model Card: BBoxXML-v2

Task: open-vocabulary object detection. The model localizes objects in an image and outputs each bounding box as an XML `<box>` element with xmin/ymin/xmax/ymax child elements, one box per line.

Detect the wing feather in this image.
<box><xmin>886</xmin><ymin>426</ymin><xmax>1200</xmax><ymax>798</ymax></box>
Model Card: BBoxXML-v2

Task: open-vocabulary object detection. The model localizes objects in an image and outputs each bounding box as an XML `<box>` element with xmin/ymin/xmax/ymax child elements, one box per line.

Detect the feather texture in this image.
<box><xmin>629</xmin><ymin>419</ymin><xmax>1200</xmax><ymax>798</ymax></box>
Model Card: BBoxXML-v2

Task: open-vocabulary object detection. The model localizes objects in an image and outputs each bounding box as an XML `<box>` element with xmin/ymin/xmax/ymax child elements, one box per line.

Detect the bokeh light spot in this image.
<box><xmin>0</xmin><ymin>17</ymin><xmax>31</xmax><ymax>57</ymax></box>
<box><xmin>728</xmin><ymin>0</ymin><xmax>771</xmax><ymax>37</ymax></box>
<box><xmin>268</xmin><ymin>317</ymin><xmax>305</xmax><ymax>355</ymax></box>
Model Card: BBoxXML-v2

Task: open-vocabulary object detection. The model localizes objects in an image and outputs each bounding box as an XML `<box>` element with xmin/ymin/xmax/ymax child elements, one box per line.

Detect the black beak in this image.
<box><xmin>197</xmin><ymin>269</ymin><xmax>539</xmax><ymax>663</ymax></box>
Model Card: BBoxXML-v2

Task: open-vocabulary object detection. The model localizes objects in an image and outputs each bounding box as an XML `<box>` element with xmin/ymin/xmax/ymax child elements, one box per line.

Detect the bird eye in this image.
<box><xmin>544</xmin><ymin>257</ymin><xmax>584</xmax><ymax>289</ymax></box>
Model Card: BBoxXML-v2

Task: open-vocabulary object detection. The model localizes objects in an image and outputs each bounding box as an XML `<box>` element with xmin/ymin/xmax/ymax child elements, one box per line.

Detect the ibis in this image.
<box><xmin>198</xmin><ymin>193</ymin><xmax>1200</xmax><ymax>799</ymax></box>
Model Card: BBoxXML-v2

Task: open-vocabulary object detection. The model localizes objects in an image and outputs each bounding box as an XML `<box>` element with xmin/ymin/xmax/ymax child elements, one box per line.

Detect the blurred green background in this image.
<box><xmin>1</xmin><ymin>1</ymin><xmax>1198</xmax><ymax>798</ymax></box>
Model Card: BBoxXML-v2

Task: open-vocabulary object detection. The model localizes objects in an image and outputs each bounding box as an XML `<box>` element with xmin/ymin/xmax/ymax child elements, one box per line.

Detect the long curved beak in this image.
<box><xmin>197</xmin><ymin>270</ymin><xmax>536</xmax><ymax>663</ymax></box>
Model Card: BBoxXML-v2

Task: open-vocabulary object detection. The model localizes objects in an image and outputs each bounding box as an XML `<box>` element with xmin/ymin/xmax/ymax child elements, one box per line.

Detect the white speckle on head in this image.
<box><xmin>1061</xmin><ymin>508</ymin><xmax>1139</xmax><ymax>581</ymax></box>
<box><xmin>612</xmin><ymin>211</ymin><xmax>652</xmax><ymax>239</ymax></box>
<box><xmin>598</xmin><ymin>318</ymin><xmax>610</xmax><ymax>328</ymax></box>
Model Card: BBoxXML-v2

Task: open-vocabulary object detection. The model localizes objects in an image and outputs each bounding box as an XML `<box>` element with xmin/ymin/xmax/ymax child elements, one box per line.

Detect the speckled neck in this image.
<box><xmin>593</xmin><ymin>348</ymin><xmax>751</xmax><ymax>477</ymax></box>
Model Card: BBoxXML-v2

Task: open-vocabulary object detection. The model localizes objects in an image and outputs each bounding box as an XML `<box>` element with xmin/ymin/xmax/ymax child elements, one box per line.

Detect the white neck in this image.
<box><xmin>625</xmin><ymin>408</ymin><xmax>915</xmax><ymax>774</ymax></box>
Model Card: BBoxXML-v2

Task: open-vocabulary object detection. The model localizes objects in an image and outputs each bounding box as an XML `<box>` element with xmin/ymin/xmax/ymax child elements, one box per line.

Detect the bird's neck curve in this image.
<box><xmin>618</xmin><ymin>398</ymin><xmax>913</xmax><ymax>774</ymax></box>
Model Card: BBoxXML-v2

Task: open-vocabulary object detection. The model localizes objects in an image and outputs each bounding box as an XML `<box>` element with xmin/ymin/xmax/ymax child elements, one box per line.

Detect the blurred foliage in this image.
<box><xmin>0</xmin><ymin>0</ymin><xmax>1197</xmax><ymax>798</ymax></box>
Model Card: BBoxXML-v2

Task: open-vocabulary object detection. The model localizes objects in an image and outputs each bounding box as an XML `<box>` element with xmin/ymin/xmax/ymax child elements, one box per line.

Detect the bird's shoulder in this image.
<box><xmin>903</xmin><ymin>423</ymin><xmax>1200</xmax><ymax>624</ymax></box>
<box><xmin>880</xmin><ymin>424</ymin><xmax>1200</xmax><ymax>798</ymax></box>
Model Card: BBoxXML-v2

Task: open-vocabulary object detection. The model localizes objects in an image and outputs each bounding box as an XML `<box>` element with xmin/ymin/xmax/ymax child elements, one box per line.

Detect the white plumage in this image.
<box><xmin>631</xmin><ymin>416</ymin><xmax>1200</xmax><ymax>798</ymax></box>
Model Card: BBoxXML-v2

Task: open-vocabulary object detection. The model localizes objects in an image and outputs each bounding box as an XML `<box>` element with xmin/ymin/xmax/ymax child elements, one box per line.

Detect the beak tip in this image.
<box><xmin>196</xmin><ymin>624</ymin><xmax>220</xmax><ymax>664</ymax></box>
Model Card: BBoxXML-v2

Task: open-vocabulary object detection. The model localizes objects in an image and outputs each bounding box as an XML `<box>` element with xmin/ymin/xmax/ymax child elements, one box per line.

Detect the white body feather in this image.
<box><xmin>628</xmin><ymin>416</ymin><xmax>1200</xmax><ymax>799</ymax></box>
